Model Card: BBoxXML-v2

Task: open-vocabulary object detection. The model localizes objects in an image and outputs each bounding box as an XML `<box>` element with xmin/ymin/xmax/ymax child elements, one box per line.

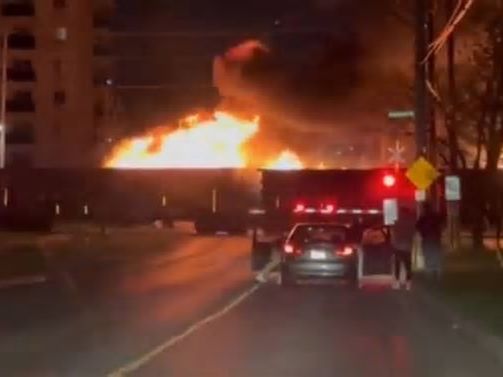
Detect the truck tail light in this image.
<box><xmin>321</xmin><ymin>204</ymin><xmax>335</xmax><ymax>214</ymax></box>
<box><xmin>293</xmin><ymin>203</ymin><xmax>305</xmax><ymax>213</ymax></box>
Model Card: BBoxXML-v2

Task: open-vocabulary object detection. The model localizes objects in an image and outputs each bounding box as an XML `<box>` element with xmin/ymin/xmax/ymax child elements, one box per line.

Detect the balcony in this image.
<box><xmin>7</xmin><ymin>68</ymin><xmax>36</xmax><ymax>81</ymax></box>
<box><xmin>8</xmin><ymin>33</ymin><xmax>36</xmax><ymax>50</ymax></box>
<box><xmin>1</xmin><ymin>2</ymin><xmax>35</xmax><ymax>17</ymax></box>
<box><xmin>6</xmin><ymin>98</ymin><xmax>35</xmax><ymax>112</ymax></box>
<box><xmin>7</xmin><ymin>60</ymin><xmax>36</xmax><ymax>81</ymax></box>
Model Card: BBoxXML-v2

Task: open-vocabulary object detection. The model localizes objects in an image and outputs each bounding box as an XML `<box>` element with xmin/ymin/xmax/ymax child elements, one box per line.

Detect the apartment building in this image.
<box><xmin>0</xmin><ymin>0</ymin><xmax>114</xmax><ymax>167</ymax></box>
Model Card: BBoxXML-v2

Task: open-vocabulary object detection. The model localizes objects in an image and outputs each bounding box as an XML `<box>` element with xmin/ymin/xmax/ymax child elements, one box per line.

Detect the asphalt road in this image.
<box><xmin>1</xmin><ymin>230</ymin><xmax>503</xmax><ymax>377</ymax></box>
<box><xmin>0</xmin><ymin>231</ymin><xmax>253</xmax><ymax>376</ymax></box>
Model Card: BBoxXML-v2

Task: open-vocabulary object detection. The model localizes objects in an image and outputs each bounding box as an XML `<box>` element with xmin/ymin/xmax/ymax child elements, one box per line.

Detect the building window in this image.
<box><xmin>53</xmin><ymin>0</ymin><xmax>66</xmax><ymax>9</ymax></box>
<box><xmin>54</xmin><ymin>90</ymin><xmax>66</xmax><ymax>106</ymax></box>
<box><xmin>7</xmin><ymin>59</ymin><xmax>36</xmax><ymax>81</ymax></box>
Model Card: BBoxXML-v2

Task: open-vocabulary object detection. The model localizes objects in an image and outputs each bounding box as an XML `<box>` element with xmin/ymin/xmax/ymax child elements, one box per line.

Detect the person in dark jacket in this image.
<box><xmin>350</xmin><ymin>216</ymin><xmax>365</xmax><ymax>243</ymax></box>
<box><xmin>390</xmin><ymin>206</ymin><xmax>417</xmax><ymax>290</ymax></box>
<box><xmin>417</xmin><ymin>202</ymin><xmax>444</xmax><ymax>279</ymax></box>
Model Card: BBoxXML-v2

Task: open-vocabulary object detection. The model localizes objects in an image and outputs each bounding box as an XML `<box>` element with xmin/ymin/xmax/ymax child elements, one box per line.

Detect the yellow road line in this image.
<box><xmin>107</xmin><ymin>284</ymin><xmax>260</xmax><ymax>377</ymax></box>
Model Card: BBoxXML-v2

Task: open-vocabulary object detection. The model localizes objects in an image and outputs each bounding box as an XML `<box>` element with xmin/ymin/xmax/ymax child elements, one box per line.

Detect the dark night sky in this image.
<box><xmin>116</xmin><ymin>0</ymin><xmax>336</xmax><ymax>30</ymax></box>
<box><xmin>112</xmin><ymin>1</ymin><xmax>413</xmax><ymax>136</ymax></box>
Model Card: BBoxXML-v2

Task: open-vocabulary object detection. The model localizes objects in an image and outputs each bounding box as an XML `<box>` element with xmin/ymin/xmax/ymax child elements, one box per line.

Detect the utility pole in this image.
<box><xmin>445</xmin><ymin>0</ymin><xmax>461</xmax><ymax>251</ymax></box>
<box><xmin>0</xmin><ymin>32</ymin><xmax>7</xmax><ymax>169</ymax></box>
<box><xmin>426</xmin><ymin>0</ymin><xmax>441</xmax><ymax>212</ymax></box>
<box><xmin>427</xmin><ymin>0</ymin><xmax>437</xmax><ymax>166</ymax></box>
<box><xmin>415</xmin><ymin>0</ymin><xmax>429</xmax><ymax>158</ymax></box>
<box><xmin>446</xmin><ymin>0</ymin><xmax>458</xmax><ymax>170</ymax></box>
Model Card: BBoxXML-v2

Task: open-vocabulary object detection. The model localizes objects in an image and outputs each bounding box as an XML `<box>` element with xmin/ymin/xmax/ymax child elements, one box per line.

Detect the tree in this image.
<box><xmin>454</xmin><ymin>1</ymin><xmax>503</xmax><ymax>248</ymax></box>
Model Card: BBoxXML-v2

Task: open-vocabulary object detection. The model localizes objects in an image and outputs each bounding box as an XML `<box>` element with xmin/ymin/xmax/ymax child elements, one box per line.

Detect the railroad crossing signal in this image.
<box><xmin>387</xmin><ymin>140</ymin><xmax>405</xmax><ymax>169</ymax></box>
<box><xmin>383</xmin><ymin>174</ymin><xmax>397</xmax><ymax>188</ymax></box>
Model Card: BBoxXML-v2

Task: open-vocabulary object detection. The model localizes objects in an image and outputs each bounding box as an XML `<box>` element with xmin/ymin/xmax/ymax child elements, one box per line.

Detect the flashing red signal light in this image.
<box><xmin>383</xmin><ymin>174</ymin><xmax>396</xmax><ymax>188</ymax></box>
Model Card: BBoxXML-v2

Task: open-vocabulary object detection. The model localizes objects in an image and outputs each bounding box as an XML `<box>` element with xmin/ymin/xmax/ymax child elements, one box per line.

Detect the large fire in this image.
<box><xmin>105</xmin><ymin>111</ymin><xmax>303</xmax><ymax>170</ymax></box>
<box><xmin>265</xmin><ymin>150</ymin><xmax>304</xmax><ymax>170</ymax></box>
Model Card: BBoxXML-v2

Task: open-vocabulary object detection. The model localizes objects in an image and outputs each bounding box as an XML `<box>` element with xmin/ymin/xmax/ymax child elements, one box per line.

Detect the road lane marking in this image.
<box><xmin>107</xmin><ymin>283</ymin><xmax>260</xmax><ymax>377</ymax></box>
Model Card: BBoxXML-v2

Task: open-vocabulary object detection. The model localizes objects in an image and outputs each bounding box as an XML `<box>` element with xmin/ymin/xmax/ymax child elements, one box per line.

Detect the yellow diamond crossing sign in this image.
<box><xmin>406</xmin><ymin>157</ymin><xmax>440</xmax><ymax>190</ymax></box>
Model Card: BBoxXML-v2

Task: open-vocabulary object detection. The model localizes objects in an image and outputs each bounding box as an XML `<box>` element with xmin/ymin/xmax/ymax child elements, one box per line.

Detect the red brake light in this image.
<box><xmin>293</xmin><ymin>203</ymin><xmax>305</xmax><ymax>213</ymax></box>
<box><xmin>337</xmin><ymin>246</ymin><xmax>354</xmax><ymax>256</ymax></box>
<box><xmin>383</xmin><ymin>174</ymin><xmax>396</xmax><ymax>188</ymax></box>
<box><xmin>284</xmin><ymin>244</ymin><xmax>294</xmax><ymax>254</ymax></box>
<box><xmin>321</xmin><ymin>204</ymin><xmax>335</xmax><ymax>214</ymax></box>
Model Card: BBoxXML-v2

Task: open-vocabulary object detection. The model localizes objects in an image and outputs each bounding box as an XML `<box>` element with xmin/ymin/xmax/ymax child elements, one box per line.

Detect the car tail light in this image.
<box><xmin>337</xmin><ymin>246</ymin><xmax>354</xmax><ymax>257</ymax></box>
<box><xmin>284</xmin><ymin>244</ymin><xmax>295</xmax><ymax>254</ymax></box>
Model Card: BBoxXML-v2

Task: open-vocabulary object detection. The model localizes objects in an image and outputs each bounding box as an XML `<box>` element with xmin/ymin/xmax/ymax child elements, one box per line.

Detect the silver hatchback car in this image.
<box><xmin>280</xmin><ymin>223</ymin><xmax>358</xmax><ymax>286</ymax></box>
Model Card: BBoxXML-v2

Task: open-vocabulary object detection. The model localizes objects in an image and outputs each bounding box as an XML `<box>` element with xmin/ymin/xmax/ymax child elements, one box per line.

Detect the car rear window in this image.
<box><xmin>290</xmin><ymin>225</ymin><xmax>347</xmax><ymax>244</ymax></box>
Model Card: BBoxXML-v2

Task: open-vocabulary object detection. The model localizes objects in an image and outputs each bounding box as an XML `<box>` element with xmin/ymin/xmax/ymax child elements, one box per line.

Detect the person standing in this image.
<box><xmin>350</xmin><ymin>216</ymin><xmax>366</xmax><ymax>243</ymax></box>
<box><xmin>417</xmin><ymin>202</ymin><xmax>444</xmax><ymax>279</ymax></box>
<box><xmin>390</xmin><ymin>206</ymin><xmax>417</xmax><ymax>290</ymax></box>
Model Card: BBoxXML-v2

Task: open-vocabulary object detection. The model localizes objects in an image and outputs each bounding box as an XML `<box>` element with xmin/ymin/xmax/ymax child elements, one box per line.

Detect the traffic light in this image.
<box><xmin>383</xmin><ymin>173</ymin><xmax>397</xmax><ymax>188</ymax></box>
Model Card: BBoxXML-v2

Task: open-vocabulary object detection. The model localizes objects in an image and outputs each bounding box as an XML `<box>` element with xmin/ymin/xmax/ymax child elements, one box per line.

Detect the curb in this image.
<box><xmin>416</xmin><ymin>284</ymin><xmax>503</xmax><ymax>367</ymax></box>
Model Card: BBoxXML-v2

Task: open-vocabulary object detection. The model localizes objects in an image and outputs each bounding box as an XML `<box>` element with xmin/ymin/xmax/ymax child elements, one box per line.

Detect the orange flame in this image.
<box><xmin>105</xmin><ymin>111</ymin><xmax>259</xmax><ymax>169</ymax></box>
<box><xmin>105</xmin><ymin>110</ymin><xmax>305</xmax><ymax>170</ymax></box>
<box><xmin>265</xmin><ymin>150</ymin><xmax>304</xmax><ymax>170</ymax></box>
